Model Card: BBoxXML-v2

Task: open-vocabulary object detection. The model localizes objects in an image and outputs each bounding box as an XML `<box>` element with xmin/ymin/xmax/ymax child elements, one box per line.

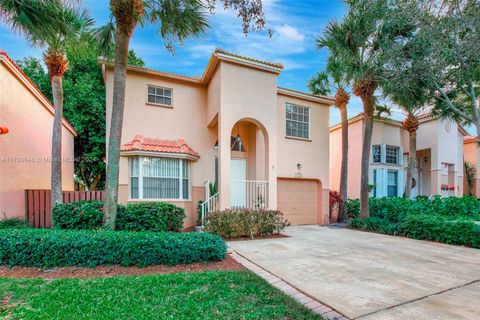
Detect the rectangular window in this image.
<box><xmin>387</xmin><ymin>170</ymin><xmax>398</xmax><ymax>197</ymax></box>
<box><xmin>147</xmin><ymin>85</ymin><xmax>172</xmax><ymax>106</ymax></box>
<box><xmin>386</xmin><ymin>146</ymin><xmax>399</xmax><ymax>164</ymax></box>
<box><xmin>373</xmin><ymin>169</ymin><xmax>377</xmax><ymax>197</ymax></box>
<box><xmin>130</xmin><ymin>156</ymin><xmax>189</xmax><ymax>200</ymax></box>
<box><xmin>372</xmin><ymin>145</ymin><xmax>381</xmax><ymax>163</ymax></box>
<box><xmin>286</xmin><ymin>103</ymin><xmax>310</xmax><ymax>139</ymax></box>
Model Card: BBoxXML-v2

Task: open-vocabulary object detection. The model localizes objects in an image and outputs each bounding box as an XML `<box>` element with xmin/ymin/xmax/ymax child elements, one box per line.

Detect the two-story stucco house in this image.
<box><xmin>0</xmin><ymin>50</ymin><xmax>76</xmax><ymax>219</ymax></box>
<box><xmin>330</xmin><ymin>113</ymin><xmax>465</xmax><ymax>199</ymax></box>
<box><xmin>100</xmin><ymin>49</ymin><xmax>334</xmax><ymax>229</ymax></box>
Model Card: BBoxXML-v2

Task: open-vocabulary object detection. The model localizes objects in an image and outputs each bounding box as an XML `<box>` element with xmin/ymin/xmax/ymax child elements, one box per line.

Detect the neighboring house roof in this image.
<box><xmin>329</xmin><ymin>112</ymin><xmax>402</xmax><ymax>132</ymax></box>
<box><xmin>98</xmin><ymin>49</ymin><xmax>334</xmax><ymax>106</ymax></box>
<box><xmin>0</xmin><ymin>50</ymin><xmax>77</xmax><ymax>136</ymax></box>
<box><xmin>464</xmin><ymin>136</ymin><xmax>478</xmax><ymax>144</ymax></box>
<box><xmin>121</xmin><ymin>134</ymin><xmax>200</xmax><ymax>160</ymax></box>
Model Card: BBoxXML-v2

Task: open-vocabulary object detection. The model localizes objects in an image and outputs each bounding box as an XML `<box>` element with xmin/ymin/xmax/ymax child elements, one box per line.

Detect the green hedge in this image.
<box><xmin>349</xmin><ymin>215</ymin><xmax>480</xmax><ymax>248</ymax></box>
<box><xmin>0</xmin><ymin>229</ymin><xmax>226</xmax><ymax>268</ymax></box>
<box><xmin>204</xmin><ymin>209</ymin><xmax>289</xmax><ymax>239</ymax></box>
<box><xmin>0</xmin><ymin>218</ymin><xmax>30</xmax><ymax>229</ymax></box>
<box><xmin>346</xmin><ymin>196</ymin><xmax>480</xmax><ymax>220</ymax></box>
<box><xmin>52</xmin><ymin>201</ymin><xmax>186</xmax><ymax>232</ymax></box>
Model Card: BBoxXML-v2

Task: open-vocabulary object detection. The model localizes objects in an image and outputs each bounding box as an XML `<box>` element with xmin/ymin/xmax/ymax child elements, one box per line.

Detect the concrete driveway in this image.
<box><xmin>229</xmin><ymin>226</ymin><xmax>480</xmax><ymax>319</ymax></box>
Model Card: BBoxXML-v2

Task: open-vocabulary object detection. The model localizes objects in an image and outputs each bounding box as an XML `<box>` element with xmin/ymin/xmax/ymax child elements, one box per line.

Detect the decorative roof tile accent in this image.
<box><xmin>277</xmin><ymin>86</ymin><xmax>334</xmax><ymax>103</ymax></box>
<box><xmin>0</xmin><ymin>127</ymin><xmax>9</xmax><ymax>135</ymax></box>
<box><xmin>214</xmin><ymin>49</ymin><xmax>284</xmax><ymax>69</ymax></box>
<box><xmin>121</xmin><ymin>135</ymin><xmax>200</xmax><ymax>159</ymax></box>
<box><xmin>464</xmin><ymin>136</ymin><xmax>478</xmax><ymax>144</ymax></box>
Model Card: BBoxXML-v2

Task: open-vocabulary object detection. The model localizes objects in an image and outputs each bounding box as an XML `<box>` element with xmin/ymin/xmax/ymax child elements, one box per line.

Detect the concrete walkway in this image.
<box><xmin>228</xmin><ymin>226</ymin><xmax>480</xmax><ymax>319</ymax></box>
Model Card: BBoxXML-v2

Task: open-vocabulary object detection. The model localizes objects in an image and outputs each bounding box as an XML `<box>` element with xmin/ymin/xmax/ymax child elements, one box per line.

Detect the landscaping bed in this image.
<box><xmin>0</xmin><ymin>255</ymin><xmax>243</xmax><ymax>279</ymax></box>
<box><xmin>0</xmin><ymin>270</ymin><xmax>321</xmax><ymax>319</ymax></box>
<box><xmin>347</xmin><ymin>196</ymin><xmax>480</xmax><ymax>248</ymax></box>
<box><xmin>0</xmin><ymin>229</ymin><xmax>226</xmax><ymax>267</ymax></box>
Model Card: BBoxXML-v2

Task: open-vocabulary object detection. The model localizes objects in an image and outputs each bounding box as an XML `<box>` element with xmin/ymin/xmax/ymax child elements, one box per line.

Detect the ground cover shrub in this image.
<box><xmin>52</xmin><ymin>201</ymin><xmax>105</xmax><ymax>230</ymax></box>
<box><xmin>204</xmin><ymin>209</ymin><xmax>289</xmax><ymax>239</ymax></box>
<box><xmin>53</xmin><ymin>201</ymin><xmax>186</xmax><ymax>232</ymax></box>
<box><xmin>0</xmin><ymin>229</ymin><xmax>226</xmax><ymax>267</ymax></box>
<box><xmin>400</xmin><ymin>214</ymin><xmax>480</xmax><ymax>248</ymax></box>
<box><xmin>0</xmin><ymin>217</ymin><xmax>30</xmax><ymax>229</ymax></box>
<box><xmin>116</xmin><ymin>202</ymin><xmax>186</xmax><ymax>232</ymax></box>
<box><xmin>346</xmin><ymin>198</ymin><xmax>360</xmax><ymax>218</ymax></box>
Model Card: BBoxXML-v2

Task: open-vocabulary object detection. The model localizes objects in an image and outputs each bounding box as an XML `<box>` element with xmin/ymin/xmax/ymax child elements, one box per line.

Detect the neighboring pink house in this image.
<box><xmin>463</xmin><ymin>136</ymin><xmax>480</xmax><ymax>197</ymax></box>
<box><xmin>100</xmin><ymin>49</ymin><xmax>334</xmax><ymax>228</ymax></box>
<box><xmin>330</xmin><ymin>113</ymin><xmax>465</xmax><ymax>199</ymax></box>
<box><xmin>0</xmin><ymin>50</ymin><xmax>76</xmax><ymax>219</ymax></box>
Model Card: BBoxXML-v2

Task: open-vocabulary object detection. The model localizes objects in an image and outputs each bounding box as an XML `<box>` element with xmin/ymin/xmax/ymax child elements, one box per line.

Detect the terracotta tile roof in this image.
<box><xmin>215</xmin><ymin>49</ymin><xmax>284</xmax><ymax>70</ymax></box>
<box><xmin>277</xmin><ymin>86</ymin><xmax>335</xmax><ymax>102</ymax></box>
<box><xmin>464</xmin><ymin>135</ymin><xmax>478</xmax><ymax>144</ymax></box>
<box><xmin>0</xmin><ymin>50</ymin><xmax>77</xmax><ymax>136</ymax></box>
<box><xmin>121</xmin><ymin>135</ymin><xmax>200</xmax><ymax>158</ymax></box>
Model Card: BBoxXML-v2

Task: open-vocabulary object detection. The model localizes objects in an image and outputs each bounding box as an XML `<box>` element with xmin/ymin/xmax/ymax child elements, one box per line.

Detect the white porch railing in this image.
<box><xmin>231</xmin><ymin>180</ymin><xmax>268</xmax><ymax>210</ymax></box>
<box><xmin>200</xmin><ymin>192</ymin><xmax>219</xmax><ymax>224</ymax></box>
<box><xmin>200</xmin><ymin>180</ymin><xmax>269</xmax><ymax>225</ymax></box>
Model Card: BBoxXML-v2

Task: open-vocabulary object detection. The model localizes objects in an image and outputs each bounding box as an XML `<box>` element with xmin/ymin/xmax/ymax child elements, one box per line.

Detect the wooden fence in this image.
<box><xmin>25</xmin><ymin>190</ymin><xmax>105</xmax><ymax>228</ymax></box>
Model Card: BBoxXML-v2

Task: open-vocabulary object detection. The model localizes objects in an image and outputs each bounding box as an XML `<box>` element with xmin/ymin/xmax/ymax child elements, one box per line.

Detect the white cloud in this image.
<box><xmin>276</xmin><ymin>24</ymin><xmax>305</xmax><ymax>42</ymax></box>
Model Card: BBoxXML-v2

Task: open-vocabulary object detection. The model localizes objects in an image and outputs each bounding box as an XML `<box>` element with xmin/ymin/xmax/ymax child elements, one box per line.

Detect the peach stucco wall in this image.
<box><xmin>464</xmin><ymin>141</ymin><xmax>480</xmax><ymax>197</ymax></box>
<box><xmin>0</xmin><ymin>59</ymin><xmax>75</xmax><ymax>218</ymax></box>
<box><xmin>105</xmin><ymin>58</ymin><xmax>332</xmax><ymax>227</ymax></box>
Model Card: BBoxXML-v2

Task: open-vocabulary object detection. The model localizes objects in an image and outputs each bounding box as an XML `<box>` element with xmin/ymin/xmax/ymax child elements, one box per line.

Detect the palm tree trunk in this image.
<box><xmin>103</xmin><ymin>30</ymin><xmax>131</xmax><ymax>230</ymax></box>
<box><xmin>51</xmin><ymin>75</ymin><xmax>63</xmax><ymax>209</ymax></box>
<box><xmin>405</xmin><ymin>130</ymin><xmax>416</xmax><ymax>199</ymax></box>
<box><xmin>338</xmin><ymin>106</ymin><xmax>349</xmax><ymax>222</ymax></box>
<box><xmin>360</xmin><ymin>107</ymin><xmax>374</xmax><ymax>218</ymax></box>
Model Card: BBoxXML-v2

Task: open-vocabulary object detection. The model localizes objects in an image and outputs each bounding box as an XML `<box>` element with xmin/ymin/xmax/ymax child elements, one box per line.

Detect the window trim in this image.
<box><xmin>146</xmin><ymin>84</ymin><xmax>173</xmax><ymax>108</ymax></box>
<box><xmin>385</xmin><ymin>145</ymin><xmax>400</xmax><ymax>165</ymax></box>
<box><xmin>128</xmin><ymin>156</ymin><xmax>191</xmax><ymax>201</ymax></box>
<box><xmin>285</xmin><ymin>103</ymin><xmax>311</xmax><ymax>140</ymax></box>
<box><xmin>387</xmin><ymin>169</ymin><xmax>398</xmax><ymax>197</ymax></box>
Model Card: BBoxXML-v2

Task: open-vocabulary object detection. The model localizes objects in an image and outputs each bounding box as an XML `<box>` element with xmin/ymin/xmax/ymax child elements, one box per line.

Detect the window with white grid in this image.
<box><xmin>147</xmin><ymin>85</ymin><xmax>172</xmax><ymax>106</ymax></box>
<box><xmin>386</xmin><ymin>146</ymin><xmax>399</xmax><ymax>164</ymax></box>
<box><xmin>129</xmin><ymin>156</ymin><xmax>189</xmax><ymax>200</ymax></box>
<box><xmin>286</xmin><ymin>103</ymin><xmax>310</xmax><ymax>139</ymax></box>
<box><xmin>372</xmin><ymin>145</ymin><xmax>381</xmax><ymax>163</ymax></box>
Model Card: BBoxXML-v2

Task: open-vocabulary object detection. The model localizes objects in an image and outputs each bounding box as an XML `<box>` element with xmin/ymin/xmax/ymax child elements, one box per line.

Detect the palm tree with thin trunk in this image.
<box><xmin>1</xmin><ymin>1</ymin><xmax>92</xmax><ymax>210</ymax></box>
<box><xmin>317</xmin><ymin>0</ymin><xmax>418</xmax><ymax>217</ymax></box>
<box><xmin>98</xmin><ymin>0</ymin><xmax>268</xmax><ymax>229</ymax></box>
<box><xmin>309</xmin><ymin>57</ymin><xmax>350</xmax><ymax>222</ymax></box>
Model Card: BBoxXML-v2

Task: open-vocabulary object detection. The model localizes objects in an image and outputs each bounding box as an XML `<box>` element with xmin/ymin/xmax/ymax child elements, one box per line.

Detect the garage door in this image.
<box><xmin>277</xmin><ymin>178</ymin><xmax>319</xmax><ymax>225</ymax></box>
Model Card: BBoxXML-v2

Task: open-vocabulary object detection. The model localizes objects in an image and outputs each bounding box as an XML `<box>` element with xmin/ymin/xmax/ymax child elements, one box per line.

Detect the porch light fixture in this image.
<box><xmin>231</xmin><ymin>123</ymin><xmax>244</xmax><ymax>152</ymax></box>
<box><xmin>297</xmin><ymin>163</ymin><xmax>302</xmax><ymax>170</ymax></box>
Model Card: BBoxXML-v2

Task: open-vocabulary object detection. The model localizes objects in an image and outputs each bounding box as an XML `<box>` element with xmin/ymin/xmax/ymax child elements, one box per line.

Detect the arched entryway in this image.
<box><xmin>229</xmin><ymin>118</ymin><xmax>269</xmax><ymax>209</ymax></box>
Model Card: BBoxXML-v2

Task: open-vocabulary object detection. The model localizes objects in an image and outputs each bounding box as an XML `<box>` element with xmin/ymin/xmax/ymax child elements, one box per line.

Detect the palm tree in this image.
<box><xmin>464</xmin><ymin>161</ymin><xmax>476</xmax><ymax>196</ymax></box>
<box><xmin>1</xmin><ymin>1</ymin><xmax>92</xmax><ymax>209</ymax></box>
<box><xmin>309</xmin><ymin>58</ymin><xmax>350</xmax><ymax>222</ymax></box>
<box><xmin>99</xmin><ymin>0</ymin><xmax>267</xmax><ymax>229</ymax></box>
<box><xmin>318</xmin><ymin>0</ymin><xmax>418</xmax><ymax>217</ymax></box>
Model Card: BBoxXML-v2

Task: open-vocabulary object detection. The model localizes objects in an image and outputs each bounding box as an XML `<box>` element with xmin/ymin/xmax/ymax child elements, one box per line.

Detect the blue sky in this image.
<box><xmin>1</xmin><ymin>0</ymin><xmax>379</xmax><ymax>125</ymax></box>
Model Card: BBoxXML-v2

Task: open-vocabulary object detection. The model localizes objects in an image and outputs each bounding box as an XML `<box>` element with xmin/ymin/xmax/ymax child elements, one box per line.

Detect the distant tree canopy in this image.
<box><xmin>17</xmin><ymin>34</ymin><xmax>145</xmax><ymax>190</ymax></box>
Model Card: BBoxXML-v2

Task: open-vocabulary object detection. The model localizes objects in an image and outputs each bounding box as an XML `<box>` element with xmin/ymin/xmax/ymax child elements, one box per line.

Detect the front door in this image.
<box><xmin>231</xmin><ymin>158</ymin><xmax>247</xmax><ymax>208</ymax></box>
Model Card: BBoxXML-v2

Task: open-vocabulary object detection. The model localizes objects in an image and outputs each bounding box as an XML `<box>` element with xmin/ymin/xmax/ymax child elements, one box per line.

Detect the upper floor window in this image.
<box><xmin>386</xmin><ymin>146</ymin><xmax>399</xmax><ymax>164</ymax></box>
<box><xmin>286</xmin><ymin>103</ymin><xmax>310</xmax><ymax>139</ymax></box>
<box><xmin>371</xmin><ymin>145</ymin><xmax>400</xmax><ymax>165</ymax></box>
<box><xmin>147</xmin><ymin>85</ymin><xmax>172</xmax><ymax>106</ymax></box>
<box><xmin>130</xmin><ymin>156</ymin><xmax>189</xmax><ymax>200</ymax></box>
<box><xmin>372</xmin><ymin>145</ymin><xmax>381</xmax><ymax>163</ymax></box>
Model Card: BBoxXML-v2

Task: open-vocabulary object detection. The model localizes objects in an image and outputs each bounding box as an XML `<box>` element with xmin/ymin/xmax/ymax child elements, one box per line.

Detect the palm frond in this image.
<box><xmin>145</xmin><ymin>0</ymin><xmax>209</xmax><ymax>52</ymax></box>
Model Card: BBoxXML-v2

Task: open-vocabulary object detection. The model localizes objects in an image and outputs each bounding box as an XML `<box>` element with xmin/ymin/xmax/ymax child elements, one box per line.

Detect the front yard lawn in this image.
<box><xmin>1</xmin><ymin>270</ymin><xmax>321</xmax><ymax>320</ymax></box>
